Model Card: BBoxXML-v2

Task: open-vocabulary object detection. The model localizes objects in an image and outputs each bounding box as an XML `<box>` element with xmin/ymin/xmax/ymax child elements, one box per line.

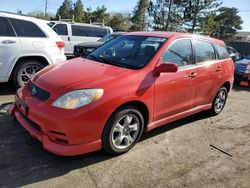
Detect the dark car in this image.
<box><xmin>74</xmin><ymin>32</ymin><xmax>126</xmax><ymax>57</ymax></box>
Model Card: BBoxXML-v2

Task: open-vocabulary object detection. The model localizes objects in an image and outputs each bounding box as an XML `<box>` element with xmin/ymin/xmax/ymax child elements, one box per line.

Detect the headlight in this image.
<box><xmin>86</xmin><ymin>48</ymin><xmax>96</xmax><ymax>53</ymax></box>
<box><xmin>52</xmin><ymin>89</ymin><xmax>104</xmax><ymax>109</ymax></box>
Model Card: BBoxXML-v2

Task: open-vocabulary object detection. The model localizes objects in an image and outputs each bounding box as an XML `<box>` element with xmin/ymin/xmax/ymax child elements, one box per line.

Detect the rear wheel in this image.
<box><xmin>12</xmin><ymin>60</ymin><xmax>44</xmax><ymax>88</ymax></box>
<box><xmin>102</xmin><ymin>106</ymin><xmax>144</xmax><ymax>155</ymax></box>
<box><xmin>209</xmin><ymin>87</ymin><xmax>228</xmax><ymax>115</ymax></box>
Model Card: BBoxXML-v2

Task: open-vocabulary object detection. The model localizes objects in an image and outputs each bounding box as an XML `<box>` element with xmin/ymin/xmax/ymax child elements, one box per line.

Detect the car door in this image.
<box><xmin>192</xmin><ymin>39</ymin><xmax>223</xmax><ymax>106</ymax></box>
<box><xmin>0</xmin><ymin>16</ymin><xmax>22</xmax><ymax>81</ymax></box>
<box><xmin>52</xmin><ymin>23</ymin><xmax>71</xmax><ymax>54</ymax></box>
<box><xmin>154</xmin><ymin>38</ymin><xmax>198</xmax><ymax>121</ymax></box>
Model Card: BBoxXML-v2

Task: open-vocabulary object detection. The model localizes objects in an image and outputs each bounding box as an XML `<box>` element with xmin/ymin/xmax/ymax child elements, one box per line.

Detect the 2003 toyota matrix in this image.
<box><xmin>9</xmin><ymin>32</ymin><xmax>234</xmax><ymax>156</ymax></box>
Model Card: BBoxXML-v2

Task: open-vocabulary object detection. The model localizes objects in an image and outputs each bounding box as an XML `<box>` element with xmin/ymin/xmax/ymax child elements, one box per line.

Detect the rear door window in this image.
<box><xmin>53</xmin><ymin>24</ymin><xmax>68</xmax><ymax>35</ymax></box>
<box><xmin>215</xmin><ymin>44</ymin><xmax>230</xmax><ymax>59</ymax></box>
<box><xmin>9</xmin><ymin>18</ymin><xmax>46</xmax><ymax>38</ymax></box>
<box><xmin>162</xmin><ymin>39</ymin><xmax>193</xmax><ymax>67</ymax></box>
<box><xmin>0</xmin><ymin>17</ymin><xmax>15</xmax><ymax>37</ymax></box>
<box><xmin>194</xmin><ymin>40</ymin><xmax>216</xmax><ymax>63</ymax></box>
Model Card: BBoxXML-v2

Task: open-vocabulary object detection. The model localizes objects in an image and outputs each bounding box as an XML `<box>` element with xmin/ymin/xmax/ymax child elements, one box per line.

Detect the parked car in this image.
<box><xmin>74</xmin><ymin>32</ymin><xmax>126</xmax><ymax>57</ymax></box>
<box><xmin>9</xmin><ymin>32</ymin><xmax>234</xmax><ymax>156</ymax></box>
<box><xmin>227</xmin><ymin>46</ymin><xmax>241</xmax><ymax>62</ymax></box>
<box><xmin>48</xmin><ymin>21</ymin><xmax>113</xmax><ymax>56</ymax></box>
<box><xmin>0</xmin><ymin>12</ymin><xmax>66</xmax><ymax>88</ymax></box>
<box><xmin>234</xmin><ymin>54</ymin><xmax>250</xmax><ymax>83</ymax></box>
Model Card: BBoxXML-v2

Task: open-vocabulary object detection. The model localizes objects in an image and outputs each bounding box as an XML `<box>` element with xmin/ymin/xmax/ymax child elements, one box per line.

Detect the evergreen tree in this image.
<box><xmin>182</xmin><ymin>0</ymin><xmax>222</xmax><ymax>33</ymax></box>
<box><xmin>149</xmin><ymin>0</ymin><xmax>183</xmax><ymax>31</ymax></box>
<box><xmin>74</xmin><ymin>0</ymin><xmax>84</xmax><ymax>22</ymax></box>
<box><xmin>131</xmin><ymin>0</ymin><xmax>150</xmax><ymax>31</ymax></box>
<box><xmin>108</xmin><ymin>13</ymin><xmax>130</xmax><ymax>31</ymax></box>
<box><xmin>56</xmin><ymin>0</ymin><xmax>74</xmax><ymax>19</ymax></box>
<box><xmin>202</xmin><ymin>7</ymin><xmax>243</xmax><ymax>40</ymax></box>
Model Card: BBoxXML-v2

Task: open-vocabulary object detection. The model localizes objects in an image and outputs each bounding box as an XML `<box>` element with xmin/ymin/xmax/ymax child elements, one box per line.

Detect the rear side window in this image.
<box><xmin>53</xmin><ymin>24</ymin><xmax>68</xmax><ymax>35</ymax></box>
<box><xmin>9</xmin><ymin>18</ymin><xmax>46</xmax><ymax>38</ymax></box>
<box><xmin>216</xmin><ymin>45</ymin><xmax>230</xmax><ymax>59</ymax></box>
<box><xmin>194</xmin><ymin>40</ymin><xmax>216</xmax><ymax>63</ymax></box>
<box><xmin>162</xmin><ymin>39</ymin><xmax>193</xmax><ymax>67</ymax></box>
<box><xmin>71</xmin><ymin>25</ymin><xmax>107</xmax><ymax>37</ymax></box>
<box><xmin>0</xmin><ymin>17</ymin><xmax>15</xmax><ymax>37</ymax></box>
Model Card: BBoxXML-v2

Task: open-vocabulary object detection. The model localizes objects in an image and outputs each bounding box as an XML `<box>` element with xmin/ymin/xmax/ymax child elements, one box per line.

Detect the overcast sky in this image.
<box><xmin>0</xmin><ymin>0</ymin><xmax>249</xmax><ymax>31</ymax></box>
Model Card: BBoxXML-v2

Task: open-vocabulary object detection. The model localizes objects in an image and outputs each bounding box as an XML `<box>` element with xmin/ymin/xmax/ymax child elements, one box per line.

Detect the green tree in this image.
<box><xmin>131</xmin><ymin>0</ymin><xmax>150</xmax><ymax>31</ymax></box>
<box><xmin>91</xmin><ymin>5</ymin><xmax>110</xmax><ymax>24</ymax></box>
<box><xmin>108</xmin><ymin>13</ymin><xmax>130</xmax><ymax>31</ymax></box>
<box><xmin>182</xmin><ymin>0</ymin><xmax>222</xmax><ymax>33</ymax></box>
<box><xmin>149</xmin><ymin>0</ymin><xmax>183</xmax><ymax>31</ymax></box>
<box><xmin>74</xmin><ymin>0</ymin><xmax>84</xmax><ymax>22</ymax></box>
<box><xmin>202</xmin><ymin>7</ymin><xmax>243</xmax><ymax>40</ymax></box>
<box><xmin>56</xmin><ymin>0</ymin><xmax>74</xmax><ymax>19</ymax></box>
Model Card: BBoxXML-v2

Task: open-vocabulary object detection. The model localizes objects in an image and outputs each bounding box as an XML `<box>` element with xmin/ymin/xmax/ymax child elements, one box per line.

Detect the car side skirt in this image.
<box><xmin>146</xmin><ymin>104</ymin><xmax>212</xmax><ymax>132</ymax></box>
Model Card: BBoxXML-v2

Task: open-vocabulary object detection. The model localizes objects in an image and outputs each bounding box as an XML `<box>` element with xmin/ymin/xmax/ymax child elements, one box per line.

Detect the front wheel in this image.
<box><xmin>102</xmin><ymin>106</ymin><xmax>144</xmax><ymax>155</ymax></box>
<box><xmin>209</xmin><ymin>87</ymin><xmax>228</xmax><ymax>115</ymax></box>
<box><xmin>12</xmin><ymin>60</ymin><xmax>44</xmax><ymax>88</ymax></box>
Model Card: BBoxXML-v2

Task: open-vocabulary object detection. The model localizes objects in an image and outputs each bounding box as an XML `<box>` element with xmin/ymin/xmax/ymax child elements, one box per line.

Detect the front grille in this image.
<box><xmin>235</xmin><ymin>63</ymin><xmax>247</xmax><ymax>73</ymax></box>
<box><xmin>28</xmin><ymin>81</ymin><xmax>50</xmax><ymax>101</ymax></box>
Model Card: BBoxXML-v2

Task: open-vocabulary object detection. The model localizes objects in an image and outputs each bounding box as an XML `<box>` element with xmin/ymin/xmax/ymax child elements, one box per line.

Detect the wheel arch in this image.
<box><xmin>106</xmin><ymin>100</ymin><xmax>150</xmax><ymax>132</ymax></box>
<box><xmin>221</xmin><ymin>81</ymin><xmax>231</xmax><ymax>93</ymax></box>
<box><xmin>9</xmin><ymin>55</ymin><xmax>50</xmax><ymax>81</ymax></box>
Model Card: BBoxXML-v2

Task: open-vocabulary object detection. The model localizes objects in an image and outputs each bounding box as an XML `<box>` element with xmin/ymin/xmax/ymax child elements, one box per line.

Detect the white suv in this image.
<box><xmin>0</xmin><ymin>12</ymin><xmax>66</xmax><ymax>87</ymax></box>
<box><xmin>48</xmin><ymin>21</ymin><xmax>113</xmax><ymax>56</ymax></box>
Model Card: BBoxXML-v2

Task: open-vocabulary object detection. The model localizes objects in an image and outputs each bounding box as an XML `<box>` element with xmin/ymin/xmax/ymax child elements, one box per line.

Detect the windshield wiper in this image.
<box><xmin>87</xmin><ymin>54</ymin><xmax>103</xmax><ymax>63</ymax></box>
<box><xmin>98</xmin><ymin>56</ymin><xmax>128</xmax><ymax>68</ymax></box>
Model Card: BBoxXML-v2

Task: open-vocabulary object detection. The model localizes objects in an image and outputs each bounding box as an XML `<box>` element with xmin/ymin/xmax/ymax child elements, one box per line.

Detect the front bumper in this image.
<box><xmin>9</xmin><ymin>104</ymin><xmax>101</xmax><ymax>156</ymax></box>
<box><xmin>234</xmin><ymin>73</ymin><xmax>250</xmax><ymax>81</ymax></box>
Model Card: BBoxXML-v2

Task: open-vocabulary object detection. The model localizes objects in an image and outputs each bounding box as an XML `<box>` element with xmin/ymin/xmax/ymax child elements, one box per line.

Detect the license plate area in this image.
<box><xmin>16</xmin><ymin>96</ymin><xmax>28</xmax><ymax>116</ymax></box>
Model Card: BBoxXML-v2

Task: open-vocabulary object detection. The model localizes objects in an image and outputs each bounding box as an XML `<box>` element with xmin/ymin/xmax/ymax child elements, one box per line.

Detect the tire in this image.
<box><xmin>12</xmin><ymin>60</ymin><xmax>45</xmax><ymax>88</ymax></box>
<box><xmin>102</xmin><ymin>106</ymin><xmax>144</xmax><ymax>155</ymax></box>
<box><xmin>209</xmin><ymin>87</ymin><xmax>228</xmax><ymax>115</ymax></box>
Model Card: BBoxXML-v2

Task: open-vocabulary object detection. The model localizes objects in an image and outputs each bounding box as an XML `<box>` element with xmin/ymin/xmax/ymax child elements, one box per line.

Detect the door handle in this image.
<box><xmin>185</xmin><ymin>72</ymin><xmax>197</xmax><ymax>79</ymax></box>
<box><xmin>1</xmin><ymin>40</ymin><xmax>17</xmax><ymax>44</ymax></box>
<box><xmin>216</xmin><ymin>67</ymin><xmax>222</xmax><ymax>72</ymax></box>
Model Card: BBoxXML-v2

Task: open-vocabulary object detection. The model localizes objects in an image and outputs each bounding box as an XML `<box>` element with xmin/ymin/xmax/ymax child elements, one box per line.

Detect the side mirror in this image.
<box><xmin>155</xmin><ymin>62</ymin><xmax>178</xmax><ymax>76</ymax></box>
<box><xmin>230</xmin><ymin>53</ymin><xmax>236</xmax><ymax>62</ymax></box>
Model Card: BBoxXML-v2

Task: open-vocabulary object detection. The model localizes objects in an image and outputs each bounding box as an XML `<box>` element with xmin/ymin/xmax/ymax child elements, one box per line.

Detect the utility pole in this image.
<box><xmin>45</xmin><ymin>0</ymin><xmax>48</xmax><ymax>19</ymax></box>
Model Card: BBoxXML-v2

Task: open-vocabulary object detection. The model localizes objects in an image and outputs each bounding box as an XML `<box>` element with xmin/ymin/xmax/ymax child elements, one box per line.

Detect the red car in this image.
<box><xmin>9</xmin><ymin>32</ymin><xmax>234</xmax><ymax>156</ymax></box>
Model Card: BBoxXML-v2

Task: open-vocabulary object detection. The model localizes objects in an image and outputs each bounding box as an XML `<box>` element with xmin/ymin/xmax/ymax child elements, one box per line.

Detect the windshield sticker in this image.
<box><xmin>146</xmin><ymin>37</ymin><xmax>166</xmax><ymax>42</ymax></box>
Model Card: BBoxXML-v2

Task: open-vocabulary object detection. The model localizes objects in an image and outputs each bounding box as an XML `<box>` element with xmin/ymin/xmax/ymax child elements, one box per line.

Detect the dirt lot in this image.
<box><xmin>0</xmin><ymin>82</ymin><xmax>249</xmax><ymax>188</ymax></box>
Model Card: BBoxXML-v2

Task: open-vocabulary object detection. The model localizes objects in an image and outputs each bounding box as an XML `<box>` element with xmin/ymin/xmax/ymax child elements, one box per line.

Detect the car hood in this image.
<box><xmin>32</xmin><ymin>57</ymin><xmax>136</xmax><ymax>96</ymax></box>
<box><xmin>76</xmin><ymin>42</ymin><xmax>103</xmax><ymax>48</ymax></box>
<box><xmin>235</xmin><ymin>58</ymin><xmax>250</xmax><ymax>65</ymax></box>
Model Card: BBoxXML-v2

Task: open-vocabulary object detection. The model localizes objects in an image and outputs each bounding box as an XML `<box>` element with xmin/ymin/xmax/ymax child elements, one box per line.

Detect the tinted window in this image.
<box><xmin>53</xmin><ymin>24</ymin><xmax>68</xmax><ymax>35</ymax></box>
<box><xmin>216</xmin><ymin>45</ymin><xmax>230</xmax><ymax>59</ymax></box>
<box><xmin>194</xmin><ymin>40</ymin><xmax>216</xmax><ymax>63</ymax></box>
<box><xmin>9</xmin><ymin>18</ymin><xmax>46</xmax><ymax>38</ymax></box>
<box><xmin>86</xmin><ymin>36</ymin><xmax>165</xmax><ymax>69</ymax></box>
<box><xmin>0</xmin><ymin>17</ymin><xmax>15</xmax><ymax>37</ymax></box>
<box><xmin>72</xmin><ymin>25</ymin><xmax>107</xmax><ymax>37</ymax></box>
<box><xmin>162</xmin><ymin>39</ymin><xmax>193</xmax><ymax>67</ymax></box>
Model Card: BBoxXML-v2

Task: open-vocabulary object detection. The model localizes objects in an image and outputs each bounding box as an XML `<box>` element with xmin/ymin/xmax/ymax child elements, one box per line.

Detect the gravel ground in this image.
<box><xmin>0</xmin><ymin>82</ymin><xmax>249</xmax><ymax>188</ymax></box>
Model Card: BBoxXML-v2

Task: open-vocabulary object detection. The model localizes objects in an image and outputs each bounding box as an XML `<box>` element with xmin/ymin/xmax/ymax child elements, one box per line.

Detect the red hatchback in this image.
<box><xmin>9</xmin><ymin>32</ymin><xmax>234</xmax><ymax>156</ymax></box>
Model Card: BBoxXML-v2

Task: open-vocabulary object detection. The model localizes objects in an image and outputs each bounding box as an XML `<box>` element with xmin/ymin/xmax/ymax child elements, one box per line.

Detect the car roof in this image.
<box><xmin>125</xmin><ymin>31</ymin><xmax>225</xmax><ymax>45</ymax></box>
<box><xmin>111</xmin><ymin>32</ymin><xmax>127</xmax><ymax>36</ymax></box>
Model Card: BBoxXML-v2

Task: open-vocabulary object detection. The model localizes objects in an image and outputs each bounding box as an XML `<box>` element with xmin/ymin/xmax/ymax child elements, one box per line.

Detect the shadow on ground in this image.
<box><xmin>0</xmin><ymin>109</ymin><xmax>211</xmax><ymax>187</ymax></box>
<box><xmin>0</xmin><ymin>83</ymin><xmax>16</xmax><ymax>96</ymax></box>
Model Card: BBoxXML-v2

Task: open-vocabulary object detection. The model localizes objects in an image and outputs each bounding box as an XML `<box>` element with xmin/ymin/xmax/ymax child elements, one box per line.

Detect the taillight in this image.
<box><xmin>56</xmin><ymin>41</ymin><xmax>65</xmax><ymax>48</ymax></box>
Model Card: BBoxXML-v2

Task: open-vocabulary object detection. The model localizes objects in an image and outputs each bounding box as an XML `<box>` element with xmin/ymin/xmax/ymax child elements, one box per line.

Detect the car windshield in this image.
<box><xmin>98</xmin><ymin>34</ymin><xmax>116</xmax><ymax>43</ymax></box>
<box><xmin>245</xmin><ymin>54</ymin><xmax>250</xmax><ymax>59</ymax></box>
<box><xmin>86</xmin><ymin>35</ymin><xmax>166</xmax><ymax>69</ymax></box>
